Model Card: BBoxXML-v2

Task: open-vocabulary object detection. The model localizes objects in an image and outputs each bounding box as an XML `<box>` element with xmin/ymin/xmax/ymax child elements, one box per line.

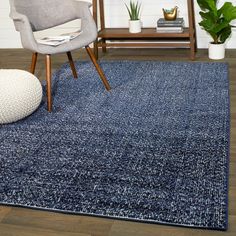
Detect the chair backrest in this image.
<box><xmin>9</xmin><ymin>0</ymin><xmax>78</xmax><ymax>31</ymax></box>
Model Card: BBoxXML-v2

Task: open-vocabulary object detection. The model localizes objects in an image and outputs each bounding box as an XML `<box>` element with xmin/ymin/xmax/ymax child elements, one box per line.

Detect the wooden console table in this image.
<box><xmin>92</xmin><ymin>0</ymin><xmax>197</xmax><ymax>60</ymax></box>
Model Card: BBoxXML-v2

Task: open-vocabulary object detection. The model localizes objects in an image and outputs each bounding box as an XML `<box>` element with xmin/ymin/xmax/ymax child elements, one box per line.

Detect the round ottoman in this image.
<box><xmin>0</xmin><ymin>69</ymin><xmax>42</xmax><ymax>124</ymax></box>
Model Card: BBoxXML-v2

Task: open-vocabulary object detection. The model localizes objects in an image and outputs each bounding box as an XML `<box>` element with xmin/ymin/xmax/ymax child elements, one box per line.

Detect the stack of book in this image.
<box><xmin>156</xmin><ymin>18</ymin><xmax>184</xmax><ymax>33</ymax></box>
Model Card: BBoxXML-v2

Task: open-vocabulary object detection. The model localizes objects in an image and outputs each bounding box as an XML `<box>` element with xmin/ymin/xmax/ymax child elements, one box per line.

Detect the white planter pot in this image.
<box><xmin>129</xmin><ymin>20</ymin><xmax>141</xmax><ymax>33</ymax></box>
<box><xmin>208</xmin><ymin>43</ymin><xmax>225</xmax><ymax>60</ymax></box>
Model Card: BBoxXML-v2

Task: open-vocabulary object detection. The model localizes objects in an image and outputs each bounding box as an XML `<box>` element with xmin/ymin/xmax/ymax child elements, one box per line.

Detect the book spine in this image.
<box><xmin>157</xmin><ymin>24</ymin><xmax>184</xmax><ymax>27</ymax></box>
<box><xmin>156</xmin><ymin>26</ymin><xmax>183</xmax><ymax>30</ymax></box>
<box><xmin>156</xmin><ymin>29</ymin><xmax>184</xmax><ymax>33</ymax></box>
<box><xmin>156</xmin><ymin>27</ymin><xmax>184</xmax><ymax>33</ymax></box>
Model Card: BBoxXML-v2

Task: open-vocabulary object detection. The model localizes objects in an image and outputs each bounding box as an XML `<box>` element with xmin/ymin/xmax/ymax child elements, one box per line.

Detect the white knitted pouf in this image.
<box><xmin>0</xmin><ymin>69</ymin><xmax>42</xmax><ymax>124</ymax></box>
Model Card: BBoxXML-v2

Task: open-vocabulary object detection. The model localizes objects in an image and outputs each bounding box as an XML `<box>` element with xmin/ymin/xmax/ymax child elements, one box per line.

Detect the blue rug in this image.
<box><xmin>0</xmin><ymin>61</ymin><xmax>229</xmax><ymax>230</ymax></box>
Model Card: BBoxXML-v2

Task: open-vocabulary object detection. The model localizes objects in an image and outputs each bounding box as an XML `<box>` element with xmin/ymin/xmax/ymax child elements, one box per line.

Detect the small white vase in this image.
<box><xmin>208</xmin><ymin>43</ymin><xmax>225</xmax><ymax>60</ymax></box>
<box><xmin>129</xmin><ymin>20</ymin><xmax>141</xmax><ymax>33</ymax></box>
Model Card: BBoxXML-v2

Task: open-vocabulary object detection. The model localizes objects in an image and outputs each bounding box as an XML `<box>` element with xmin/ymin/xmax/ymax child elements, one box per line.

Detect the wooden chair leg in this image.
<box><xmin>66</xmin><ymin>51</ymin><xmax>78</xmax><ymax>78</ymax></box>
<box><xmin>30</xmin><ymin>52</ymin><xmax>38</xmax><ymax>74</ymax></box>
<box><xmin>45</xmin><ymin>54</ymin><xmax>52</xmax><ymax>112</ymax></box>
<box><xmin>85</xmin><ymin>46</ymin><xmax>111</xmax><ymax>91</ymax></box>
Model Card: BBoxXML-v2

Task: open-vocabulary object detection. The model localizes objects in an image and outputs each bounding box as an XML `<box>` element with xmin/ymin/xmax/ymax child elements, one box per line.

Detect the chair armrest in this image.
<box><xmin>74</xmin><ymin>1</ymin><xmax>93</xmax><ymax>19</ymax></box>
<box><xmin>74</xmin><ymin>0</ymin><xmax>97</xmax><ymax>41</ymax></box>
<box><xmin>9</xmin><ymin>11</ymin><xmax>25</xmax><ymax>22</ymax></box>
<box><xmin>9</xmin><ymin>12</ymin><xmax>38</xmax><ymax>51</ymax></box>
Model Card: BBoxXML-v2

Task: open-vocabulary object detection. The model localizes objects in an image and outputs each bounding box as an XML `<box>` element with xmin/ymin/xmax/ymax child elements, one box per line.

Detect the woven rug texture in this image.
<box><xmin>0</xmin><ymin>61</ymin><xmax>230</xmax><ymax>230</ymax></box>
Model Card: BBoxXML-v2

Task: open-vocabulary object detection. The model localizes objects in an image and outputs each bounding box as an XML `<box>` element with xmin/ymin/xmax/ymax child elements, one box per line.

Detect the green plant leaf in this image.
<box><xmin>199</xmin><ymin>11</ymin><xmax>217</xmax><ymax>22</ymax></box>
<box><xmin>219</xmin><ymin>2</ymin><xmax>236</xmax><ymax>22</ymax></box>
<box><xmin>125</xmin><ymin>1</ymin><xmax>141</xmax><ymax>20</ymax></box>
<box><xmin>197</xmin><ymin>0</ymin><xmax>217</xmax><ymax>16</ymax></box>
<box><xmin>219</xmin><ymin>25</ymin><xmax>232</xmax><ymax>43</ymax></box>
<box><xmin>199</xmin><ymin>19</ymin><xmax>218</xmax><ymax>42</ymax></box>
<box><xmin>213</xmin><ymin>20</ymin><xmax>230</xmax><ymax>34</ymax></box>
<box><xmin>125</xmin><ymin>3</ymin><xmax>132</xmax><ymax>19</ymax></box>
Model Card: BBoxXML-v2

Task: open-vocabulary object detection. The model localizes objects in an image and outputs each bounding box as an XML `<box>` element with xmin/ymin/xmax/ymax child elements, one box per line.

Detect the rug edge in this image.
<box><xmin>0</xmin><ymin>202</ymin><xmax>227</xmax><ymax>231</ymax></box>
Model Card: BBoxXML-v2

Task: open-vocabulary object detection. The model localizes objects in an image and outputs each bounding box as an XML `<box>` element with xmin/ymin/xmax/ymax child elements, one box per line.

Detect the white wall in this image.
<box><xmin>0</xmin><ymin>0</ymin><xmax>21</xmax><ymax>48</ymax></box>
<box><xmin>1</xmin><ymin>0</ymin><xmax>236</xmax><ymax>49</ymax></box>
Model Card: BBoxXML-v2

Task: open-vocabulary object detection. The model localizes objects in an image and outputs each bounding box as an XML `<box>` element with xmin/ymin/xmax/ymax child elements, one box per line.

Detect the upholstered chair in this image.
<box><xmin>9</xmin><ymin>0</ymin><xmax>111</xmax><ymax>112</ymax></box>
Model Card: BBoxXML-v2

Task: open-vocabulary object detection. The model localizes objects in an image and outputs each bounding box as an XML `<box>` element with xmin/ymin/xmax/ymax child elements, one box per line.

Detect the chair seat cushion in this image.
<box><xmin>0</xmin><ymin>69</ymin><xmax>42</xmax><ymax>124</ymax></box>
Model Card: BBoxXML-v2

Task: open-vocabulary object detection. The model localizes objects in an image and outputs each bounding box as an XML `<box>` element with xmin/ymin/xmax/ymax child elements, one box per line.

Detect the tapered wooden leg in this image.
<box><xmin>30</xmin><ymin>52</ymin><xmax>38</xmax><ymax>74</ymax></box>
<box><xmin>85</xmin><ymin>46</ymin><xmax>111</xmax><ymax>91</ymax></box>
<box><xmin>66</xmin><ymin>51</ymin><xmax>78</xmax><ymax>78</ymax></box>
<box><xmin>45</xmin><ymin>54</ymin><xmax>52</xmax><ymax>112</ymax></box>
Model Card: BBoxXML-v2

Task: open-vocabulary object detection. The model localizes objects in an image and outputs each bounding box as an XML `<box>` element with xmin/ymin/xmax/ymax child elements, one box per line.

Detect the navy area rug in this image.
<box><xmin>0</xmin><ymin>61</ymin><xmax>230</xmax><ymax>230</ymax></box>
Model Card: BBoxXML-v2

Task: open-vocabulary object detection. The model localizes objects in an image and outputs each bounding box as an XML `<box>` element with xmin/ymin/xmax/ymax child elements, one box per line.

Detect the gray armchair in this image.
<box><xmin>9</xmin><ymin>0</ymin><xmax>111</xmax><ymax>112</ymax></box>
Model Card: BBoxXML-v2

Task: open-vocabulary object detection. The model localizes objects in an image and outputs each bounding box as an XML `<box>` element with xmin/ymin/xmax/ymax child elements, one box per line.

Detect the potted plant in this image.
<box><xmin>197</xmin><ymin>0</ymin><xmax>236</xmax><ymax>59</ymax></box>
<box><xmin>125</xmin><ymin>1</ymin><xmax>142</xmax><ymax>33</ymax></box>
